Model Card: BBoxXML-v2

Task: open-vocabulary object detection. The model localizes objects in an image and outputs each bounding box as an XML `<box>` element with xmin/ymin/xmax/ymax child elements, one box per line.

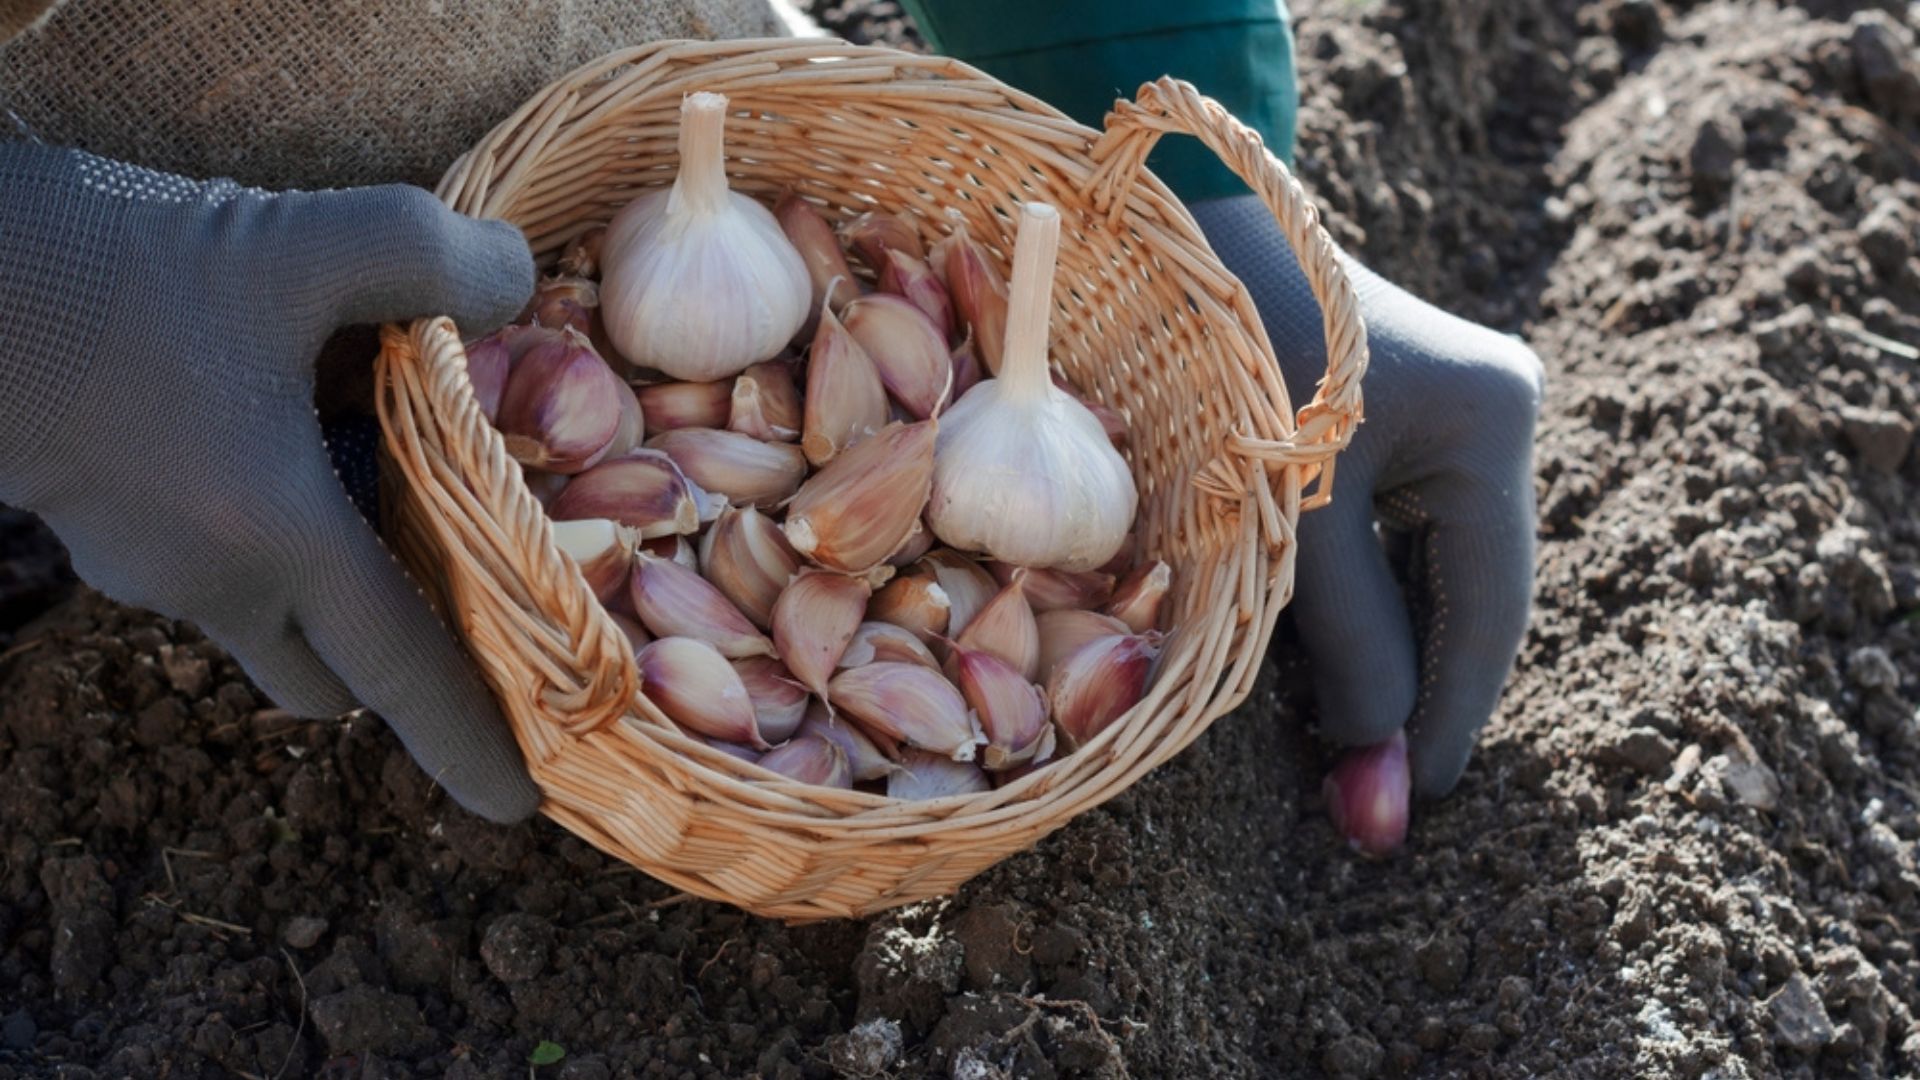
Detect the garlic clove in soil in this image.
<box><xmin>927</xmin><ymin>202</ymin><xmax>1138</xmax><ymax>571</ymax></box>
<box><xmin>600</xmin><ymin>92</ymin><xmax>811</xmax><ymax>379</ymax></box>
<box><xmin>1323</xmin><ymin>732</ymin><xmax>1410</xmax><ymax>857</ymax></box>
<box><xmin>887</xmin><ymin>748</ymin><xmax>992</xmax><ymax>800</ymax></box>
<box><xmin>782</xmin><ymin>420</ymin><xmax>936</xmax><ymax>574</ymax></box>
<box><xmin>826</xmin><ymin>662</ymin><xmax>983</xmax><ymax>762</ymax></box>
<box><xmin>548</xmin><ymin>449</ymin><xmax>700</xmax><ymax>539</ymax></box>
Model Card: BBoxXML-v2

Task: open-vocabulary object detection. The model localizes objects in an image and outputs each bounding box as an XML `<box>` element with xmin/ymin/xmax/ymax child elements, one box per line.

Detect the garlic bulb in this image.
<box><xmin>926</xmin><ymin>203</ymin><xmax>1137</xmax><ymax>571</ymax></box>
<box><xmin>600</xmin><ymin>92</ymin><xmax>811</xmax><ymax>380</ymax></box>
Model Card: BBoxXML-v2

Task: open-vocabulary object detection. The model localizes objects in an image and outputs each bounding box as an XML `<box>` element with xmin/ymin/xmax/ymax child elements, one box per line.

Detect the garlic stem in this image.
<box><xmin>669</xmin><ymin>93</ymin><xmax>732</xmax><ymax>219</ymax></box>
<box><xmin>998</xmin><ymin>203</ymin><xmax>1061</xmax><ymax>401</ymax></box>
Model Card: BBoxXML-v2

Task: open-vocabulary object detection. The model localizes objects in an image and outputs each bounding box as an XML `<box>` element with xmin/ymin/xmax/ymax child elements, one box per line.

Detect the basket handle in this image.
<box><xmin>1083</xmin><ymin>77</ymin><xmax>1367</xmax><ymax>514</ymax></box>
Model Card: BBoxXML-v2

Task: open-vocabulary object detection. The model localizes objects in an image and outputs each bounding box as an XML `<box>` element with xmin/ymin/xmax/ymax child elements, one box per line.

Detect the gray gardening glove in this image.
<box><xmin>1192</xmin><ymin>195</ymin><xmax>1545</xmax><ymax>798</ymax></box>
<box><xmin>0</xmin><ymin>142</ymin><xmax>541</xmax><ymax>823</ymax></box>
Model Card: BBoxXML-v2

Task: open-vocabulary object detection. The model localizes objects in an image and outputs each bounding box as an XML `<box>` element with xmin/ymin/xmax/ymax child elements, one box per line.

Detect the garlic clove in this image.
<box><xmin>728</xmin><ymin>359</ymin><xmax>802</xmax><ymax>442</ymax></box>
<box><xmin>647</xmin><ymin>428</ymin><xmax>807</xmax><ymax>509</ymax></box>
<box><xmin>756</xmin><ymin>734</ymin><xmax>853</xmax><ymax>788</ymax></box>
<box><xmin>953</xmin><ymin>575</ymin><xmax>1039</xmax><ymax>681</ymax></box>
<box><xmin>495</xmin><ymin>327</ymin><xmax>624</xmax><ymax>475</ymax></box>
<box><xmin>880</xmin><ymin>249</ymin><xmax>954</xmax><ymax>341</ymax></box>
<box><xmin>637</xmin><ymin>380</ymin><xmax>735</xmax><ymax>433</ymax></box>
<box><xmin>636</xmin><ymin>637</ymin><xmax>766</xmax><ymax>747</ymax></box>
<box><xmin>774</xmin><ymin>193</ymin><xmax>861</xmax><ymax>324</ymax></box>
<box><xmin>837</xmin><ymin>621</ymin><xmax>941</xmax><ymax>671</ymax></box>
<box><xmin>698</xmin><ymin>505</ymin><xmax>800</xmax><ymax>629</ymax></box>
<box><xmin>985</xmin><ymin>562</ymin><xmax>1116</xmax><ymax>614</ymax></box>
<box><xmin>603</xmin><ymin>380</ymin><xmax>648</xmax><ymax>460</ymax></box>
<box><xmin>730</xmin><ymin>656</ymin><xmax>811</xmax><ymax>744</ymax></box>
<box><xmin>840</xmin><ymin>211</ymin><xmax>926</xmax><ymax>272</ymax></box>
<box><xmin>826</xmin><ymin>662</ymin><xmax>982</xmax><ymax>762</ymax></box>
<box><xmin>868</xmin><ymin>573</ymin><xmax>951</xmax><ymax>645</ymax></box>
<box><xmin>630</xmin><ymin>550</ymin><xmax>775</xmax><ymax>659</ymax></box>
<box><xmin>1047</xmin><ymin>632</ymin><xmax>1159</xmax><ymax>751</ymax></box>
<box><xmin>926</xmin><ymin>203</ymin><xmax>1138</xmax><ymax>570</ymax></box>
<box><xmin>782</xmin><ymin>420</ymin><xmax>936</xmax><ymax>574</ymax></box>
<box><xmin>608</xmin><ymin>611</ymin><xmax>652</xmax><ymax>656</ymax></box>
<box><xmin>887</xmin><ymin>748</ymin><xmax>992</xmax><ymax>800</ymax></box>
<box><xmin>884</xmin><ymin>517</ymin><xmax>935</xmax><ymax>568</ymax></box>
<box><xmin>1035</xmin><ymin>609</ymin><xmax>1130</xmax><ymax>683</ymax></box>
<box><xmin>915</xmin><ymin>550</ymin><xmax>999</xmax><ymax>635</ymax></box>
<box><xmin>524</xmin><ymin>274</ymin><xmax>598</xmax><ymax>334</ymax></box>
<box><xmin>465</xmin><ymin>333</ymin><xmax>510</xmax><ymax>422</ymax></box>
<box><xmin>932</xmin><ymin>215</ymin><xmax>1010</xmax><ymax>376</ymax></box>
<box><xmin>801</xmin><ymin>301</ymin><xmax>890</xmax><ymax>467</ymax></box>
<box><xmin>1106</xmin><ymin>559</ymin><xmax>1171</xmax><ymax>633</ymax></box>
<box><xmin>945</xmin><ymin>643</ymin><xmax>1054</xmax><ymax>771</ymax></box>
<box><xmin>797</xmin><ymin>701</ymin><xmax>897</xmax><ymax>781</ymax></box>
<box><xmin>702</xmin><ymin>736</ymin><xmax>762</xmax><ymax>765</ymax></box>
<box><xmin>842</xmin><ymin>295</ymin><xmax>953</xmax><ymax>420</ymax></box>
<box><xmin>549</xmin><ymin>448</ymin><xmax>701</xmax><ymax>539</ymax></box>
<box><xmin>600</xmin><ymin>92</ymin><xmax>811</xmax><ymax>379</ymax></box>
<box><xmin>642</xmin><ymin>533</ymin><xmax>701</xmax><ymax>574</ymax></box>
<box><xmin>550</xmin><ymin>518</ymin><xmax>639</xmax><ymax>603</ymax></box>
<box><xmin>770</xmin><ymin>569</ymin><xmax>871</xmax><ymax>699</ymax></box>
<box><xmin>556</xmin><ymin>226</ymin><xmax>605</xmax><ymax>279</ymax></box>
<box><xmin>1324</xmin><ymin>732</ymin><xmax>1411</xmax><ymax>857</ymax></box>
<box><xmin>949</xmin><ymin>333</ymin><xmax>984</xmax><ymax>401</ymax></box>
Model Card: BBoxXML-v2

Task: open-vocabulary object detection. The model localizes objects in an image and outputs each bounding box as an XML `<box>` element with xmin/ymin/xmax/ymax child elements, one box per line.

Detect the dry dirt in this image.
<box><xmin>3</xmin><ymin>0</ymin><xmax>1919</xmax><ymax>1076</ymax></box>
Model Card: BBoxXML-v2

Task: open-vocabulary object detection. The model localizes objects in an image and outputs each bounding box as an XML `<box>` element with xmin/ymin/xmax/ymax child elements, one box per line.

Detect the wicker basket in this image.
<box><xmin>374</xmin><ymin>38</ymin><xmax>1367</xmax><ymax>921</ymax></box>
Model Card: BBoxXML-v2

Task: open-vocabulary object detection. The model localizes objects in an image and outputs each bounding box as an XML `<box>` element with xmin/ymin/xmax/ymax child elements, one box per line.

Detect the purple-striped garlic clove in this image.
<box><xmin>827</xmin><ymin>662</ymin><xmax>982</xmax><ymax>762</ymax></box>
<box><xmin>839</xmin><ymin>210</ymin><xmax>926</xmax><ymax>272</ymax></box>
<box><xmin>801</xmin><ymin>302</ymin><xmax>890</xmax><ymax>467</ymax></box>
<box><xmin>647</xmin><ymin>428</ymin><xmax>807</xmax><ymax>509</ymax></box>
<box><xmin>798</xmin><ymin>700</ymin><xmax>897</xmax><ymax>781</ymax></box>
<box><xmin>698</xmin><ymin>505</ymin><xmax>800</xmax><ymax>629</ymax></box>
<box><xmin>948</xmin><ymin>333</ymin><xmax>983</xmax><ymax>400</ymax></box>
<box><xmin>837</xmin><ymin>621</ymin><xmax>941</xmax><ymax>671</ymax></box>
<box><xmin>524</xmin><ymin>274</ymin><xmax>598</xmax><ymax>335</ymax></box>
<box><xmin>771</xmin><ymin>569</ymin><xmax>871</xmax><ymax>699</ymax></box>
<box><xmin>868</xmin><ymin>572</ymin><xmax>951</xmax><ymax>646</ymax></box>
<box><xmin>1324</xmin><ymin>732</ymin><xmax>1410</xmax><ymax>857</ymax></box>
<box><xmin>985</xmin><ymin>562</ymin><xmax>1116</xmax><ymax>614</ymax></box>
<box><xmin>756</xmin><ymin>734</ymin><xmax>852</xmax><ymax>788</ymax></box>
<box><xmin>636</xmin><ymin>637</ymin><xmax>765</xmax><ymax>747</ymax></box>
<box><xmin>1106</xmin><ymin>559</ymin><xmax>1171</xmax><ymax>633</ymax></box>
<box><xmin>465</xmin><ymin>333</ymin><xmax>511</xmax><ymax>421</ymax></box>
<box><xmin>728</xmin><ymin>359</ymin><xmax>802</xmax><ymax>442</ymax></box>
<box><xmin>550</xmin><ymin>518</ymin><xmax>638</xmax><ymax>603</ymax></box>
<box><xmin>953</xmin><ymin>575</ymin><xmax>1039</xmax><ymax>681</ymax></box>
<box><xmin>637</xmin><ymin>380</ymin><xmax>734</xmax><ymax>433</ymax></box>
<box><xmin>629</xmin><ymin>550</ymin><xmax>775</xmax><ymax>659</ymax></box>
<box><xmin>945</xmin><ymin>642</ymin><xmax>1054</xmax><ymax>771</ymax></box>
<box><xmin>931</xmin><ymin>215</ymin><xmax>1010</xmax><ymax>375</ymax></box>
<box><xmin>774</xmin><ymin>193</ymin><xmax>861</xmax><ymax>324</ymax></box>
<box><xmin>842</xmin><ymin>294</ymin><xmax>953</xmax><ymax>420</ymax></box>
<box><xmin>1047</xmin><ymin>633</ymin><xmax>1159</xmax><ymax>751</ymax></box>
<box><xmin>880</xmin><ymin>249</ymin><xmax>954</xmax><ymax>341</ymax></box>
<box><xmin>495</xmin><ymin>327</ymin><xmax>624</xmax><ymax>474</ymax></box>
<box><xmin>885</xmin><ymin>517</ymin><xmax>935</xmax><ymax>568</ymax></box>
<box><xmin>641</xmin><ymin>533</ymin><xmax>701</xmax><ymax>574</ymax></box>
<box><xmin>916</xmin><ymin>550</ymin><xmax>998</xmax><ymax>635</ymax></box>
<box><xmin>886</xmin><ymin>748</ymin><xmax>991</xmax><ymax>800</ymax></box>
<box><xmin>604</xmin><ymin>380</ymin><xmax>648</xmax><ymax>460</ymax></box>
<box><xmin>782</xmin><ymin>421</ymin><xmax>936</xmax><ymax>574</ymax></box>
<box><xmin>730</xmin><ymin>656</ymin><xmax>811</xmax><ymax>744</ymax></box>
<box><xmin>548</xmin><ymin>448</ymin><xmax>700</xmax><ymax>539</ymax></box>
<box><xmin>1034</xmin><ymin>609</ymin><xmax>1131</xmax><ymax>683</ymax></box>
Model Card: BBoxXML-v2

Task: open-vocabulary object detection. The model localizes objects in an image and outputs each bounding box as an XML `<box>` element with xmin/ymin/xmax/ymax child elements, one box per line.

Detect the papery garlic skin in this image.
<box><xmin>927</xmin><ymin>203</ymin><xmax>1137</xmax><ymax>571</ymax></box>
<box><xmin>600</xmin><ymin>92</ymin><xmax>810</xmax><ymax>379</ymax></box>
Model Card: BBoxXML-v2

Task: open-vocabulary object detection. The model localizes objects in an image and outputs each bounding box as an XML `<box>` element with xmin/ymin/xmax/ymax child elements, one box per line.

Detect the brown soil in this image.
<box><xmin>4</xmin><ymin>0</ymin><xmax>1919</xmax><ymax>1077</ymax></box>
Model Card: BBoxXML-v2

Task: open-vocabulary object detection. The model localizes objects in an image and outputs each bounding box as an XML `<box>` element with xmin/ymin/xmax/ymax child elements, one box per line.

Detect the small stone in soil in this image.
<box><xmin>480</xmin><ymin>913</ymin><xmax>552</xmax><ymax>984</ymax></box>
<box><xmin>1839</xmin><ymin>406</ymin><xmax>1914</xmax><ymax>473</ymax></box>
<box><xmin>282</xmin><ymin>915</ymin><xmax>329</xmax><ymax>950</ymax></box>
<box><xmin>1765</xmin><ymin>972</ymin><xmax>1836</xmax><ymax>1053</ymax></box>
<box><xmin>827</xmin><ymin>1017</ymin><xmax>903</xmax><ymax>1077</ymax></box>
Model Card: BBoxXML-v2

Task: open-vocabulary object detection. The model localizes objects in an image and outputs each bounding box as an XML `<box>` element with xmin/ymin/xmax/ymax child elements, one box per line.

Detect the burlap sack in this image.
<box><xmin>0</xmin><ymin>0</ymin><xmax>787</xmax><ymax>190</ymax></box>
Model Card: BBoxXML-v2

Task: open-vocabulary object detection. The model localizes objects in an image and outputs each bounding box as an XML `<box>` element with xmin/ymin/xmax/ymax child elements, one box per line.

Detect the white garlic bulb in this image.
<box><xmin>600</xmin><ymin>92</ymin><xmax>811</xmax><ymax>380</ymax></box>
<box><xmin>927</xmin><ymin>203</ymin><xmax>1138</xmax><ymax>571</ymax></box>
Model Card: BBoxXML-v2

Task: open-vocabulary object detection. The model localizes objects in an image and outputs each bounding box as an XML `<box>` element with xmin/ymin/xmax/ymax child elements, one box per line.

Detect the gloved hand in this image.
<box><xmin>0</xmin><ymin>142</ymin><xmax>541</xmax><ymax>823</ymax></box>
<box><xmin>1191</xmin><ymin>194</ymin><xmax>1545</xmax><ymax>798</ymax></box>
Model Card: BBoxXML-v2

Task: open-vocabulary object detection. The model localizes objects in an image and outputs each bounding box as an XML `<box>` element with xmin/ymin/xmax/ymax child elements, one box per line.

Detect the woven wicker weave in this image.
<box><xmin>374</xmin><ymin>38</ymin><xmax>1367</xmax><ymax>921</ymax></box>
